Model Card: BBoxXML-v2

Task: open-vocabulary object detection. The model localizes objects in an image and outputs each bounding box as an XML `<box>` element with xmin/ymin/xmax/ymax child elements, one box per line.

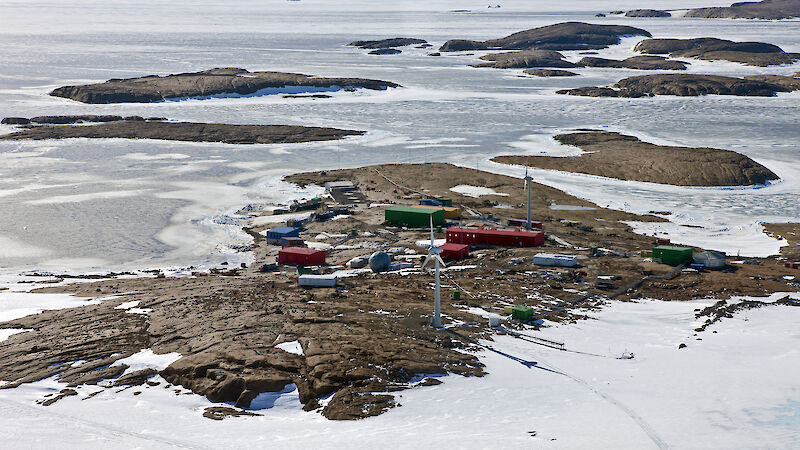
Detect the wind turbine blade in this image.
<box><xmin>429</xmin><ymin>216</ymin><xmax>435</xmax><ymax>245</ymax></box>
<box><xmin>422</xmin><ymin>255</ymin><xmax>432</xmax><ymax>269</ymax></box>
<box><xmin>435</xmin><ymin>255</ymin><xmax>446</xmax><ymax>267</ymax></box>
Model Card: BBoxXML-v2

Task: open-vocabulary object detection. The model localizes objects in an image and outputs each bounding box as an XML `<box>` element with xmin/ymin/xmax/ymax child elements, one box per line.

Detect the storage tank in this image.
<box><xmin>369</xmin><ymin>251</ymin><xmax>392</xmax><ymax>272</ymax></box>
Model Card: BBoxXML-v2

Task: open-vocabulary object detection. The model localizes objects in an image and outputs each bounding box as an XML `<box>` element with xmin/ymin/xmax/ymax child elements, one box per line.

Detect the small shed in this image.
<box><xmin>440</xmin><ymin>243</ymin><xmax>470</xmax><ymax>261</ymax></box>
<box><xmin>299</xmin><ymin>274</ymin><xmax>337</xmax><ymax>288</ymax></box>
<box><xmin>266</xmin><ymin>226</ymin><xmax>300</xmax><ymax>245</ymax></box>
<box><xmin>533</xmin><ymin>253</ymin><xmax>578</xmax><ymax>267</ymax></box>
<box><xmin>384</xmin><ymin>206</ymin><xmax>446</xmax><ymax>227</ymax></box>
<box><xmin>278</xmin><ymin>247</ymin><xmax>326</xmax><ymax>266</ymax></box>
<box><xmin>652</xmin><ymin>245</ymin><xmax>693</xmax><ymax>266</ymax></box>
<box><xmin>436</xmin><ymin>197</ymin><xmax>453</xmax><ymax>207</ymax></box>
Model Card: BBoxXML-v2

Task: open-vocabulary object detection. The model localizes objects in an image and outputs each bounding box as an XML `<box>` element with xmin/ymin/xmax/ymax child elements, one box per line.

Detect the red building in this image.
<box><xmin>446</xmin><ymin>226</ymin><xmax>545</xmax><ymax>248</ymax></box>
<box><xmin>440</xmin><ymin>243</ymin><xmax>470</xmax><ymax>261</ymax></box>
<box><xmin>278</xmin><ymin>247</ymin><xmax>326</xmax><ymax>265</ymax></box>
<box><xmin>507</xmin><ymin>218</ymin><xmax>542</xmax><ymax>229</ymax></box>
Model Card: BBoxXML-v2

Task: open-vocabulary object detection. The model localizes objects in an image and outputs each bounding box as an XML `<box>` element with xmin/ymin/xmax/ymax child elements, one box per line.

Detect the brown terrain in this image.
<box><xmin>492</xmin><ymin>131</ymin><xmax>779</xmax><ymax>186</ymax></box>
<box><xmin>1</xmin><ymin>163</ymin><xmax>797</xmax><ymax>421</ymax></box>
<box><xmin>763</xmin><ymin>223</ymin><xmax>800</xmax><ymax>260</ymax></box>
<box><xmin>439</xmin><ymin>22</ymin><xmax>650</xmax><ymax>52</ymax></box>
<box><xmin>685</xmin><ymin>0</ymin><xmax>800</xmax><ymax>19</ymax></box>
<box><xmin>634</xmin><ymin>38</ymin><xmax>800</xmax><ymax>66</ymax></box>
<box><xmin>0</xmin><ymin>121</ymin><xmax>364</xmax><ymax>145</ymax></box>
<box><xmin>49</xmin><ymin>68</ymin><xmax>400</xmax><ymax>104</ymax></box>
<box><xmin>557</xmin><ymin>73</ymin><xmax>800</xmax><ymax>97</ymax></box>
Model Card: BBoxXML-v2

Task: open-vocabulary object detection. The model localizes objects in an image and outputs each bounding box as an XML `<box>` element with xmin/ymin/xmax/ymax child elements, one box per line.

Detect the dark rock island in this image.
<box><xmin>475</xmin><ymin>50</ymin><xmax>577</xmax><ymax>69</ymax></box>
<box><xmin>635</xmin><ymin>37</ymin><xmax>800</xmax><ymax>66</ymax></box>
<box><xmin>578</xmin><ymin>55</ymin><xmax>688</xmax><ymax>70</ymax></box>
<box><xmin>625</xmin><ymin>9</ymin><xmax>672</xmax><ymax>17</ymax></box>
<box><xmin>557</xmin><ymin>73</ymin><xmax>800</xmax><ymax>97</ymax></box>
<box><xmin>0</xmin><ymin>121</ymin><xmax>365</xmax><ymax>145</ymax></box>
<box><xmin>49</xmin><ymin>68</ymin><xmax>400</xmax><ymax>104</ymax></box>
<box><xmin>523</xmin><ymin>69</ymin><xmax>579</xmax><ymax>77</ymax></box>
<box><xmin>348</xmin><ymin>37</ymin><xmax>427</xmax><ymax>49</ymax></box>
<box><xmin>685</xmin><ymin>0</ymin><xmax>800</xmax><ymax>20</ymax></box>
<box><xmin>439</xmin><ymin>22</ymin><xmax>651</xmax><ymax>52</ymax></box>
<box><xmin>492</xmin><ymin>131</ymin><xmax>779</xmax><ymax>187</ymax></box>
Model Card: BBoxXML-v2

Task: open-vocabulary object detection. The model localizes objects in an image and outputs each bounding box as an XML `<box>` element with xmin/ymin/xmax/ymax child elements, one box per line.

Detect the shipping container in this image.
<box><xmin>533</xmin><ymin>253</ymin><xmax>578</xmax><ymax>267</ymax></box>
<box><xmin>507</xmin><ymin>218</ymin><xmax>543</xmax><ymax>229</ymax></box>
<box><xmin>265</xmin><ymin>226</ymin><xmax>300</xmax><ymax>245</ymax></box>
<box><xmin>440</xmin><ymin>243</ymin><xmax>470</xmax><ymax>261</ymax></box>
<box><xmin>278</xmin><ymin>247</ymin><xmax>326</xmax><ymax>265</ymax></box>
<box><xmin>436</xmin><ymin>197</ymin><xmax>453</xmax><ymax>207</ymax></box>
<box><xmin>652</xmin><ymin>245</ymin><xmax>693</xmax><ymax>266</ymax></box>
<box><xmin>384</xmin><ymin>206</ymin><xmax>446</xmax><ymax>227</ymax></box>
<box><xmin>414</xmin><ymin>204</ymin><xmax>462</xmax><ymax>218</ymax></box>
<box><xmin>299</xmin><ymin>274</ymin><xmax>337</xmax><ymax>288</ymax></box>
<box><xmin>446</xmin><ymin>226</ymin><xmax>545</xmax><ymax>247</ymax></box>
<box><xmin>281</xmin><ymin>237</ymin><xmax>306</xmax><ymax>248</ymax></box>
<box><xmin>512</xmin><ymin>305</ymin><xmax>534</xmax><ymax>321</ymax></box>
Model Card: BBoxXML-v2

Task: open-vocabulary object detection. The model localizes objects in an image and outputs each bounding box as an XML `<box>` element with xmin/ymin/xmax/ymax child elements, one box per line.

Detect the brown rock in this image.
<box><xmin>578</xmin><ymin>55</ymin><xmax>687</xmax><ymax>70</ymax></box>
<box><xmin>685</xmin><ymin>0</ymin><xmax>800</xmax><ymax>19</ymax></box>
<box><xmin>475</xmin><ymin>50</ymin><xmax>577</xmax><ymax>69</ymax></box>
<box><xmin>523</xmin><ymin>69</ymin><xmax>579</xmax><ymax>77</ymax></box>
<box><xmin>634</xmin><ymin>38</ymin><xmax>799</xmax><ymax>66</ymax></box>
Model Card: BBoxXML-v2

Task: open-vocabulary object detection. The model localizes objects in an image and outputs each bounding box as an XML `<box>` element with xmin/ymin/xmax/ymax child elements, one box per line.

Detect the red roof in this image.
<box><xmin>279</xmin><ymin>247</ymin><xmax>323</xmax><ymax>256</ymax></box>
<box><xmin>448</xmin><ymin>227</ymin><xmax>540</xmax><ymax>237</ymax></box>
<box><xmin>441</xmin><ymin>243</ymin><xmax>469</xmax><ymax>251</ymax></box>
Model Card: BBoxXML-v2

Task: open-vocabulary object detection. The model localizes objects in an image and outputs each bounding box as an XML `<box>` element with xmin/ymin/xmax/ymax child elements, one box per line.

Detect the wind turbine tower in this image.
<box><xmin>422</xmin><ymin>217</ymin><xmax>446</xmax><ymax>328</ymax></box>
<box><xmin>524</xmin><ymin>167</ymin><xmax>533</xmax><ymax>229</ymax></box>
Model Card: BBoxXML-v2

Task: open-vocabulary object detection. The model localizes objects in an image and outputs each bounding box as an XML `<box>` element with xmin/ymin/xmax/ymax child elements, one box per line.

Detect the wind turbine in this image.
<box><xmin>422</xmin><ymin>216</ymin><xmax>445</xmax><ymax>328</ymax></box>
<box><xmin>523</xmin><ymin>166</ymin><xmax>533</xmax><ymax>229</ymax></box>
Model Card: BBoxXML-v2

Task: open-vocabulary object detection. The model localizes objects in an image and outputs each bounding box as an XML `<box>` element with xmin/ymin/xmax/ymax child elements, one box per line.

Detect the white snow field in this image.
<box><xmin>1</xmin><ymin>289</ymin><xmax>798</xmax><ymax>449</ymax></box>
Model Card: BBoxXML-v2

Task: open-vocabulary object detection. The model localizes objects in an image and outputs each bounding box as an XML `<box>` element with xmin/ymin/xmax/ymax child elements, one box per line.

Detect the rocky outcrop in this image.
<box><xmin>474</xmin><ymin>50</ymin><xmax>577</xmax><ymax>69</ymax></box>
<box><xmin>2</xmin><ymin>115</ymin><xmax>166</xmax><ymax>125</ymax></box>
<box><xmin>49</xmin><ymin>68</ymin><xmax>400</xmax><ymax>104</ymax></box>
<box><xmin>635</xmin><ymin>38</ymin><xmax>800</xmax><ymax>66</ymax></box>
<box><xmin>685</xmin><ymin>0</ymin><xmax>800</xmax><ymax>19</ymax></box>
<box><xmin>523</xmin><ymin>69</ymin><xmax>579</xmax><ymax>77</ymax></box>
<box><xmin>0</xmin><ymin>121</ymin><xmax>365</xmax><ymax>144</ymax></box>
<box><xmin>439</xmin><ymin>22</ymin><xmax>651</xmax><ymax>52</ymax></box>
<box><xmin>557</xmin><ymin>74</ymin><xmax>800</xmax><ymax>97</ymax></box>
<box><xmin>625</xmin><ymin>9</ymin><xmax>671</xmax><ymax>17</ymax></box>
<box><xmin>492</xmin><ymin>131</ymin><xmax>779</xmax><ymax>186</ymax></box>
<box><xmin>578</xmin><ymin>55</ymin><xmax>687</xmax><ymax>70</ymax></box>
<box><xmin>348</xmin><ymin>38</ymin><xmax>427</xmax><ymax>49</ymax></box>
<box><xmin>743</xmin><ymin>74</ymin><xmax>800</xmax><ymax>90</ymax></box>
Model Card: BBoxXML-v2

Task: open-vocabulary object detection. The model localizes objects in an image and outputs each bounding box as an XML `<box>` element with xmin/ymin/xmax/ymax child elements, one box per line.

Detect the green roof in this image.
<box><xmin>385</xmin><ymin>206</ymin><xmax>440</xmax><ymax>214</ymax></box>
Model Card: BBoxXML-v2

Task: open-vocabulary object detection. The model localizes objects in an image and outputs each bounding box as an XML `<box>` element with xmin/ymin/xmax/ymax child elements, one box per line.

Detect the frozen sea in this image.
<box><xmin>0</xmin><ymin>0</ymin><xmax>799</xmax><ymax>272</ymax></box>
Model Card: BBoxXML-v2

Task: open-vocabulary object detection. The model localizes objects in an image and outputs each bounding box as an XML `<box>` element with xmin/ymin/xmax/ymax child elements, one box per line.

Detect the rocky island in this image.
<box><xmin>348</xmin><ymin>37</ymin><xmax>427</xmax><ymax>48</ymax></box>
<box><xmin>492</xmin><ymin>131</ymin><xmax>779</xmax><ymax>186</ymax></box>
<box><xmin>577</xmin><ymin>55</ymin><xmax>687</xmax><ymax>70</ymax></box>
<box><xmin>634</xmin><ymin>37</ymin><xmax>800</xmax><ymax>67</ymax></box>
<box><xmin>474</xmin><ymin>50</ymin><xmax>577</xmax><ymax>69</ymax></box>
<box><xmin>557</xmin><ymin>73</ymin><xmax>800</xmax><ymax>97</ymax></box>
<box><xmin>685</xmin><ymin>0</ymin><xmax>800</xmax><ymax>20</ymax></box>
<box><xmin>439</xmin><ymin>22</ymin><xmax>651</xmax><ymax>52</ymax></box>
<box><xmin>49</xmin><ymin>68</ymin><xmax>400</xmax><ymax>104</ymax></box>
<box><xmin>0</xmin><ymin>121</ymin><xmax>365</xmax><ymax>145</ymax></box>
<box><xmin>523</xmin><ymin>69</ymin><xmax>579</xmax><ymax>77</ymax></box>
<box><xmin>625</xmin><ymin>9</ymin><xmax>672</xmax><ymax>17</ymax></box>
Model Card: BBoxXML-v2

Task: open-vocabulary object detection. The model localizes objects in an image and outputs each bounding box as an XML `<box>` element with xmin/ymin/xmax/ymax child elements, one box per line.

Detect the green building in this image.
<box><xmin>652</xmin><ymin>245</ymin><xmax>693</xmax><ymax>266</ymax></box>
<box><xmin>384</xmin><ymin>206</ymin><xmax>446</xmax><ymax>227</ymax></box>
